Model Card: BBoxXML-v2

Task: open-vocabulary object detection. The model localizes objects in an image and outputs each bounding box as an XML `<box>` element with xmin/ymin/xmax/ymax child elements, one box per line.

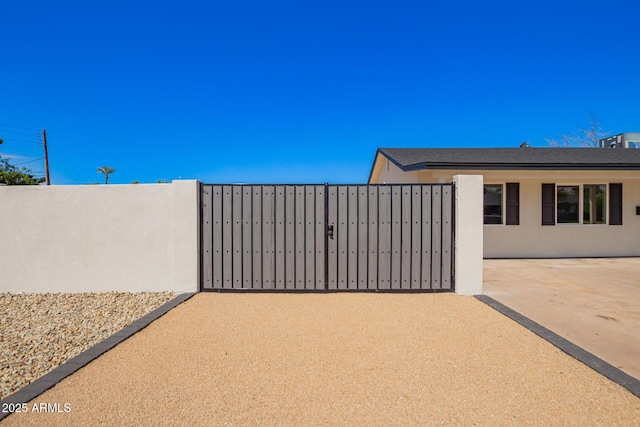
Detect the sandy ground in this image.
<box><xmin>484</xmin><ymin>258</ymin><xmax>640</xmax><ymax>380</ymax></box>
<box><xmin>3</xmin><ymin>293</ymin><xmax>639</xmax><ymax>426</ymax></box>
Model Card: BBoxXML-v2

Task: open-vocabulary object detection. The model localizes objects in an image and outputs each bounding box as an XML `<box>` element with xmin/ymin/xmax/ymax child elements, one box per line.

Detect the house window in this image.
<box><xmin>557</xmin><ymin>186</ymin><xmax>579</xmax><ymax>224</ymax></box>
<box><xmin>483</xmin><ymin>184</ymin><xmax>502</xmax><ymax>224</ymax></box>
<box><xmin>542</xmin><ymin>183</ymin><xmax>620</xmax><ymax>225</ymax></box>
<box><xmin>583</xmin><ymin>185</ymin><xmax>606</xmax><ymax>224</ymax></box>
<box><xmin>483</xmin><ymin>183</ymin><xmax>520</xmax><ymax>225</ymax></box>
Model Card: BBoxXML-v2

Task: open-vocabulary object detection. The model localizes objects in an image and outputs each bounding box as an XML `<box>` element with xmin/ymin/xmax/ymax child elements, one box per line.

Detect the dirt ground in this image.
<box><xmin>484</xmin><ymin>257</ymin><xmax>640</xmax><ymax>380</ymax></box>
<box><xmin>3</xmin><ymin>293</ymin><xmax>638</xmax><ymax>426</ymax></box>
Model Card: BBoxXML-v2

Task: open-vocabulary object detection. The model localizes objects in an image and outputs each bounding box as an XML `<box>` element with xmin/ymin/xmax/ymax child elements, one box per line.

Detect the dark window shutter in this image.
<box><xmin>542</xmin><ymin>184</ymin><xmax>555</xmax><ymax>225</ymax></box>
<box><xmin>609</xmin><ymin>183</ymin><xmax>623</xmax><ymax>225</ymax></box>
<box><xmin>506</xmin><ymin>183</ymin><xmax>519</xmax><ymax>225</ymax></box>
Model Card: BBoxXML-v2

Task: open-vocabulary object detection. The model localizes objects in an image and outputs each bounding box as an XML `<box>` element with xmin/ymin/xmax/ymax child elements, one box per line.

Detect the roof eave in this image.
<box><xmin>405</xmin><ymin>163</ymin><xmax>640</xmax><ymax>171</ymax></box>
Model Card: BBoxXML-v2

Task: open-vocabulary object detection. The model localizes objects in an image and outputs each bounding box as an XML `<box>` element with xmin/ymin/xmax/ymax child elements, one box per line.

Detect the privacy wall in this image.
<box><xmin>0</xmin><ymin>181</ymin><xmax>199</xmax><ymax>293</ymax></box>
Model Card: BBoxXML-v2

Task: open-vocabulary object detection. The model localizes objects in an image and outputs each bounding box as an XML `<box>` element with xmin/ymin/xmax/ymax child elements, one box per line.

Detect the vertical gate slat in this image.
<box><xmin>431</xmin><ymin>186</ymin><xmax>442</xmax><ymax>290</ymax></box>
<box><xmin>304</xmin><ymin>186</ymin><xmax>316</xmax><ymax>290</ymax></box>
<box><xmin>337</xmin><ymin>186</ymin><xmax>348</xmax><ymax>290</ymax></box>
<box><xmin>232</xmin><ymin>187</ymin><xmax>243</xmax><ymax>289</ymax></box>
<box><xmin>421</xmin><ymin>186</ymin><xmax>432</xmax><ymax>289</ymax></box>
<box><xmin>410</xmin><ymin>186</ymin><xmax>422</xmax><ymax>290</ymax></box>
<box><xmin>378</xmin><ymin>186</ymin><xmax>391</xmax><ymax>290</ymax></box>
<box><xmin>221</xmin><ymin>186</ymin><xmax>233</xmax><ymax>288</ymax></box>
<box><xmin>252</xmin><ymin>186</ymin><xmax>262</xmax><ymax>288</ymax></box>
<box><xmin>285</xmin><ymin>186</ymin><xmax>296</xmax><ymax>289</ymax></box>
<box><xmin>367</xmin><ymin>186</ymin><xmax>378</xmax><ymax>290</ymax></box>
<box><xmin>201</xmin><ymin>185</ymin><xmax>213</xmax><ymax>290</ymax></box>
<box><xmin>295</xmin><ymin>186</ymin><xmax>305</xmax><ymax>289</ymax></box>
<box><xmin>262</xmin><ymin>186</ymin><xmax>275</xmax><ymax>289</ymax></box>
<box><xmin>242</xmin><ymin>187</ymin><xmax>253</xmax><ymax>288</ymax></box>
<box><xmin>357</xmin><ymin>186</ymin><xmax>368</xmax><ymax>290</ymax></box>
<box><xmin>401</xmin><ymin>185</ymin><xmax>412</xmax><ymax>289</ymax></box>
<box><xmin>327</xmin><ymin>186</ymin><xmax>338</xmax><ymax>290</ymax></box>
<box><xmin>212</xmin><ymin>186</ymin><xmax>224</xmax><ymax>289</ymax></box>
<box><xmin>347</xmin><ymin>186</ymin><xmax>358</xmax><ymax>289</ymax></box>
<box><xmin>315</xmin><ymin>186</ymin><xmax>325</xmax><ymax>290</ymax></box>
<box><xmin>275</xmin><ymin>186</ymin><xmax>286</xmax><ymax>290</ymax></box>
<box><xmin>441</xmin><ymin>186</ymin><xmax>453</xmax><ymax>290</ymax></box>
<box><xmin>390</xmin><ymin>186</ymin><xmax>402</xmax><ymax>290</ymax></box>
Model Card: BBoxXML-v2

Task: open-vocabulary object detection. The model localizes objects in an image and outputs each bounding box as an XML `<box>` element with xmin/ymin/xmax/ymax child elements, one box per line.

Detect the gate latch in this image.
<box><xmin>327</xmin><ymin>224</ymin><xmax>334</xmax><ymax>240</ymax></box>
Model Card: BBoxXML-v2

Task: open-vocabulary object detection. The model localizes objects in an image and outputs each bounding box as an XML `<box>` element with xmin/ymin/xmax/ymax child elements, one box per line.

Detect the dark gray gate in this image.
<box><xmin>200</xmin><ymin>184</ymin><xmax>454</xmax><ymax>292</ymax></box>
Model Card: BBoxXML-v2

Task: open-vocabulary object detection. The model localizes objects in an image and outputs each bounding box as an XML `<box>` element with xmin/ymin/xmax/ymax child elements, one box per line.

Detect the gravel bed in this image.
<box><xmin>0</xmin><ymin>292</ymin><xmax>175</xmax><ymax>399</ymax></box>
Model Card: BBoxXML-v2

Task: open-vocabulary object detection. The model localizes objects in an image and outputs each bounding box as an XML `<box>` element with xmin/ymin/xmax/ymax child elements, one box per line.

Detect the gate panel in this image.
<box><xmin>377</xmin><ymin>186</ymin><xmax>391</xmax><ymax>290</ymax></box>
<box><xmin>285</xmin><ymin>186</ymin><xmax>296</xmax><ymax>289</ymax></box>
<box><xmin>421</xmin><ymin>186</ymin><xmax>432</xmax><ymax>288</ymax></box>
<box><xmin>441</xmin><ymin>186</ymin><xmax>453</xmax><ymax>290</ymax></box>
<box><xmin>242</xmin><ymin>187</ymin><xmax>253</xmax><ymax>288</ymax></box>
<box><xmin>367</xmin><ymin>187</ymin><xmax>378</xmax><ymax>290</ymax></box>
<box><xmin>201</xmin><ymin>183</ymin><xmax>454</xmax><ymax>292</ymax></box>
<box><xmin>431</xmin><ymin>186</ymin><xmax>442</xmax><ymax>290</ymax></box>
<box><xmin>357</xmin><ymin>187</ymin><xmax>368</xmax><ymax>290</ymax></box>
<box><xmin>410</xmin><ymin>186</ymin><xmax>422</xmax><ymax>290</ymax></box>
<box><xmin>314</xmin><ymin>186</ymin><xmax>325</xmax><ymax>289</ymax></box>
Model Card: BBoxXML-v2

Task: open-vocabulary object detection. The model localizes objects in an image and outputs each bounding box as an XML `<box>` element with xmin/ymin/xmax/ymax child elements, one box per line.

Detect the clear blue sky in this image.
<box><xmin>1</xmin><ymin>0</ymin><xmax>639</xmax><ymax>184</ymax></box>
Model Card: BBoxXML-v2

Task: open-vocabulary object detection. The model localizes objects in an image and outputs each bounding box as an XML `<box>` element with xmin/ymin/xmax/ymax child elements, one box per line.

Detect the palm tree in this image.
<box><xmin>97</xmin><ymin>166</ymin><xmax>116</xmax><ymax>184</ymax></box>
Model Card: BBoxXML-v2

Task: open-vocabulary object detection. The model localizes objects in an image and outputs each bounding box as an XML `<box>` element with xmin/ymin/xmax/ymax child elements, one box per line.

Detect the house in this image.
<box><xmin>599</xmin><ymin>132</ymin><xmax>640</xmax><ymax>149</ymax></box>
<box><xmin>368</xmin><ymin>148</ymin><xmax>640</xmax><ymax>258</ymax></box>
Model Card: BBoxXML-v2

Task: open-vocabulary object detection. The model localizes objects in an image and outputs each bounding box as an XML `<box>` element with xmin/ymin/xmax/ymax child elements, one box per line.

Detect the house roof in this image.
<box><xmin>376</xmin><ymin>147</ymin><xmax>640</xmax><ymax>172</ymax></box>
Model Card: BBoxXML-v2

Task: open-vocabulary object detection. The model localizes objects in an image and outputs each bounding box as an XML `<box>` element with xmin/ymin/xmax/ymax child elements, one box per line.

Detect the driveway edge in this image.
<box><xmin>475</xmin><ymin>294</ymin><xmax>640</xmax><ymax>399</ymax></box>
<box><xmin>0</xmin><ymin>292</ymin><xmax>197</xmax><ymax>420</ymax></box>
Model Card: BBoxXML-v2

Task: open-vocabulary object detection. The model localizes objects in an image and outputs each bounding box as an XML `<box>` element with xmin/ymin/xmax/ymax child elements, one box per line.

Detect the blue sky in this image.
<box><xmin>1</xmin><ymin>0</ymin><xmax>639</xmax><ymax>184</ymax></box>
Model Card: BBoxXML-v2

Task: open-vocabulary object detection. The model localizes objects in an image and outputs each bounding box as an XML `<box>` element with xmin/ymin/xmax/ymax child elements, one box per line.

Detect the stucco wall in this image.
<box><xmin>373</xmin><ymin>167</ymin><xmax>640</xmax><ymax>258</ymax></box>
<box><xmin>482</xmin><ymin>176</ymin><xmax>640</xmax><ymax>258</ymax></box>
<box><xmin>453</xmin><ymin>175</ymin><xmax>483</xmax><ymax>295</ymax></box>
<box><xmin>0</xmin><ymin>181</ymin><xmax>199</xmax><ymax>293</ymax></box>
<box><xmin>370</xmin><ymin>155</ymin><xmax>421</xmax><ymax>184</ymax></box>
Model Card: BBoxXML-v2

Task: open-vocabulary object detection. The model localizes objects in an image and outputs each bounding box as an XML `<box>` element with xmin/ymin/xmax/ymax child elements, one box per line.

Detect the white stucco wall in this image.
<box><xmin>0</xmin><ymin>181</ymin><xmax>199</xmax><ymax>293</ymax></box>
<box><xmin>453</xmin><ymin>175</ymin><xmax>483</xmax><ymax>295</ymax></box>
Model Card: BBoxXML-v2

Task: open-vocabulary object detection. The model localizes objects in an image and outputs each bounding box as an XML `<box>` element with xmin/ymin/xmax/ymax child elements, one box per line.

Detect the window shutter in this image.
<box><xmin>542</xmin><ymin>184</ymin><xmax>555</xmax><ymax>225</ymax></box>
<box><xmin>609</xmin><ymin>183</ymin><xmax>623</xmax><ymax>225</ymax></box>
<box><xmin>506</xmin><ymin>183</ymin><xmax>519</xmax><ymax>225</ymax></box>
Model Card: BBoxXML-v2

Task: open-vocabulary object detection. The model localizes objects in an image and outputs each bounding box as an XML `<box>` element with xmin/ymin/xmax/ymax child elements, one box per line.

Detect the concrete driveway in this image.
<box><xmin>483</xmin><ymin>258</ymin><xmax>640</xmax><ymax>380</ymax></box>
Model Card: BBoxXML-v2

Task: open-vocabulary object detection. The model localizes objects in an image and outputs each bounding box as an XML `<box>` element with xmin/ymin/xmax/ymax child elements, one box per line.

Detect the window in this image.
<box><xmin>557</xmin><ymin>186</ymin><xmax>579</xmax><ymax>224</ymax></box>
<box><xmin>583</xmin><ymin>185</ymin><xmax>606</xmax><ymax>224</ymax></box>
<box><xmin>542</xmin><ymin>184</ymin><xmax>620</xmax><ymax>225</ymax></box>
<box><xmin>483</xmin><ymin>184</ymin><xmax>502</xmax><ymax>224</ymax></box>
<box><xmin>483</xmin><ymin>183</ymin><xmax>519</xmax><ymax>225</ymax></box>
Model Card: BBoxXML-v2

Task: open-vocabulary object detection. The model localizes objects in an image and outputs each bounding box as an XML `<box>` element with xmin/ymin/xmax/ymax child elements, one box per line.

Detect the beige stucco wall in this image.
<box><xmin>370</xmin><ymin>154</ymin><xmax>421</xmax><ymax>184</ymax></box>
<box><xmin>480</xmin><ymin>173</ymin><xmax>640</xmax><ymax>258</ymax></box>
<box><xmin>370</xmin><ymin>160</ymin><xmax>640</xmax><ymax>258</ymax></box>
<box><xmin>0</xmin><ymin>181</ymin><xmax>200</xmax><ymax>293</ymax></box>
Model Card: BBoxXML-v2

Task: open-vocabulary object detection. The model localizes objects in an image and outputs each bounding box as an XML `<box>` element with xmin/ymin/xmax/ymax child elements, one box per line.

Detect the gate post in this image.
<box><xmin>452</xmin><ymin>175</ymin><xmax>483</xmax><ymax>295</ymax></box>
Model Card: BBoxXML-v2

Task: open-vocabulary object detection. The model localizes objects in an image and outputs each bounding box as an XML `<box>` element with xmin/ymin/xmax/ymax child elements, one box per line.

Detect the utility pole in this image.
<box><xmin>42</xmin><ymin>129</ymin><xmax>50</xmax><ymax>185</ymax></box>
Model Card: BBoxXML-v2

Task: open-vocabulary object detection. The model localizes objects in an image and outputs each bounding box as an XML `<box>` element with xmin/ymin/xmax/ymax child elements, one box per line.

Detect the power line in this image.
<box><xmin>0</xmin><ymin>128</ymin><xmax>41</xmax><ymax>138</ymax></box>
<box><xmin>0</xmin><ymin>122</ymin><xmax>40</xmax><ymax>132</ymax></box>
<box><xmin>13</xmin><ymin>158</ymin><xmax>44</xmax><ymax>166</ymax></box>
<box><xmin>0</xmin><ymin>137</ymin><xmax>42</xmax><ymax>145</ymax></box>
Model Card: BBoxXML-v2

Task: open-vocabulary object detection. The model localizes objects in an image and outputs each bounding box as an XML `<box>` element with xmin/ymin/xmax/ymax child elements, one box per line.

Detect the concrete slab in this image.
<box><xmin>484</xmin><ymin>258</ymin><xmax>640</xmax><ymax>379</ymax></box>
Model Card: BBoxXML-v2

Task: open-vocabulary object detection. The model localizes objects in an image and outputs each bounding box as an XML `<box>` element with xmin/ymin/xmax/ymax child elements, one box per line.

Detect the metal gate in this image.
<box><xmin>200</xmin><ymin>184</ymin><xmax>454</xmax><ymax>292</ymax></box>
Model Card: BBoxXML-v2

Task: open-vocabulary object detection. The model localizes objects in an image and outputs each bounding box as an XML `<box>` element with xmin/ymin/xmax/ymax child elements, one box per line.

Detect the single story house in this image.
<box><xmin>368</xmin><ymin>148</ymin><xmax>640</xmax><ymax>258</ymax></box>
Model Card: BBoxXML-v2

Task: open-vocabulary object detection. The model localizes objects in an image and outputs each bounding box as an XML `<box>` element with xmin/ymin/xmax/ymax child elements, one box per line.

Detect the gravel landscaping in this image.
<box><xmin>0</xmin><ymin>292</ymin><xmax>175</xmax><ymax>399</ymax></box>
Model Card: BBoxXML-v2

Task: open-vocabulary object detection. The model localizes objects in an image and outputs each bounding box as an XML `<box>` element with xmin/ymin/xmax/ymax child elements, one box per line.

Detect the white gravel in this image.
<box><xmin>0</xmin><ymin>292</ymin><xmax>175</xmax><ymax>399</ymax></box>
